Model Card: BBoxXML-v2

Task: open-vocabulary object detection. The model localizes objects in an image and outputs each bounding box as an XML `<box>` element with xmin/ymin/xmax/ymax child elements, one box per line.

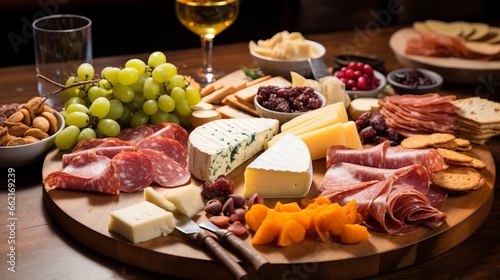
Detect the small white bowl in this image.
<box><xmin>0</xmin><ymin>110</ymin><xmax>65</xmax><ymax>167</ymax></box>
<box><xmin>254</xmin><ymin>90</ymin><xmax>326</xmax><ymax>125</ymax></box>
<box><xmin>346</xmin><ymin>70</ymin><xmax>387</xmax><ymax>99</ymax></box>
<box><xmin>250</xmin><ymin>40</ymin><xmax>326</xmax><ymax>80</ymax></box>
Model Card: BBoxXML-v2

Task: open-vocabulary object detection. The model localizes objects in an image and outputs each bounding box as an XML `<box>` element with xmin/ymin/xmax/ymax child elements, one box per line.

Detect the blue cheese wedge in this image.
<box><xmin>188</xmin><ymin>118</ymin><xmax>279</xmax><ymax>182</ymax></box>
<box><xmin>108</xmin><ymin>201</ymin><xmax>175</xmax><ymax>244</ymax></box>
<box><xmin>243</xmin><ymin>133</ymin><xmax>313</xmax><ymax>198</ymax></box>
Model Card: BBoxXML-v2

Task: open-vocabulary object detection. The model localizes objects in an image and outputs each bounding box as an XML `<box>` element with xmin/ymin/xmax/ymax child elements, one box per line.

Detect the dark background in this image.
<box><xmin>2</xmin><ymin>0</ymin><xmax>499</xmax><ymax>67</ymax></box>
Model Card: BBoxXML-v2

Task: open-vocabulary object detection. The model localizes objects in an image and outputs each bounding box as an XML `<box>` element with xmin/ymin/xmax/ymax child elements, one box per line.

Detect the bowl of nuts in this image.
<box><xmin>254</xmin><ymin>85</ymin><xmax>326</xmax><ymax>125</ymax></box>
<box><xmin>0</xmin><ymin>97</ymin><xmax>65</xmax><ymax>167</ymax></box>
<box><xmin>386</xmin><ymin>68</ymin><xmax>443</xmax><ymax>94</ymax></box>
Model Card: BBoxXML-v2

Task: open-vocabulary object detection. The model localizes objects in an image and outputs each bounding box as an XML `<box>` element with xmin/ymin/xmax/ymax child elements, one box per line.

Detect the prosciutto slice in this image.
<box><xmin>44</xmin><ymin>154</ymin><xmax>120</xmax><ymax>195</ymax></box>
<box><xmin>326</xmin><ymin>141</ymin><xmax>447</xmax><ymax>175</ymax></box>
<box><xmin>320</xmin><ymin>162</ymin><xmax>447</xmax><ymax>234</ymax></box>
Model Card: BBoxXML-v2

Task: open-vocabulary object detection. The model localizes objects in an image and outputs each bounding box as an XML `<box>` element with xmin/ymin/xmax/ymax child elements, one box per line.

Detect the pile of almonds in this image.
<box><xmin>0</xmin><ymin>97</ymin><xmax>59</xmax><ymax>146</ymax></box>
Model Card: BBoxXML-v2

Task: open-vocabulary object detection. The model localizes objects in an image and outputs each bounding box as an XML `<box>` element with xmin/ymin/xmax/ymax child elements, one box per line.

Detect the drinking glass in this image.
<box><xmin>175</xmin><ymin>0</ymin><xmax>239</xmax><ymax>85</ymax></box>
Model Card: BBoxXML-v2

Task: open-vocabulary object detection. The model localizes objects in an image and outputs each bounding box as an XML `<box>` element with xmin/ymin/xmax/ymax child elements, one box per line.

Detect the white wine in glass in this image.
<box><xmin>175</xmin><ymin>0</ymin><xmax>239</xmax><ymax>85</ymax></box>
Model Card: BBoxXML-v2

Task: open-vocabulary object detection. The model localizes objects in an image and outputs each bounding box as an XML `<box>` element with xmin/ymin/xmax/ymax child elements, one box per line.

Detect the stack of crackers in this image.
<box><xmin>400</xmin><ymin>133</ymin><xmax>486</xmax><ymax>193</ymax></box>
<box><xmin>451</xmin><ymin>97</ymin><xmax>500</xmax><ymax>144</ymax></box>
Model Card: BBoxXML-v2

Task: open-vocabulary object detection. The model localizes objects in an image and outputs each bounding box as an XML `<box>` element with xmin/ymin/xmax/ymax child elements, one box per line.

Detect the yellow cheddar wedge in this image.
<box><xmin>342</xmin><ymin>121</ymin><xmax>363</xmax><ymax>150</ymax></box>
<box><xmin>281</xmin><ymin>102</ymin><xmax>348</xmax><ymax>132</ymax></box>
<box><xmin>297</xmin><ymin>122</ymin><xmax>345</xmax><ymax>160</ymax></box>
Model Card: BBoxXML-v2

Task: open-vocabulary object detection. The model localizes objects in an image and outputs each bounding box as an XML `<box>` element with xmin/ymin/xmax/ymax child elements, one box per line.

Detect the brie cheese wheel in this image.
<box><xmin>188</xmin><ymin>118</ymin><xmax>279</xmax><ymax>182</ymax></box>
<box><xmin>108</xmin><ymin>201</ymin><xmax>175</xmax><ymax>244</ymax></box>
<box><xmin>243</xmin><ymin>134</ymin><xmax>312</xmax><ymax>198</ymax></box>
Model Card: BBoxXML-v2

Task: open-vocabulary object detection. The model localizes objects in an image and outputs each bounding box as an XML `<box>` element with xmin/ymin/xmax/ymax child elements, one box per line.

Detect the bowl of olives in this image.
<box><xmin>386</xmin><ymin>68</ymin><xmax>443</xmax><ymax>94</ymax></box>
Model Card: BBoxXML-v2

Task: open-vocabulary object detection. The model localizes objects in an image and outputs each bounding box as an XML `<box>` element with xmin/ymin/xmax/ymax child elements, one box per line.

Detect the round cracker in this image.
<box><xmin>400</xmin><ymin>134</ymin><xmax>433</xmax><ymax>149</ymax></box>
<box><xmin>436</xmin><ymin>148</ymin><xmax>473</xmax><ymax>163</ymax></box>
<box><xmin>431</xmin><ymin>166</ymin><xmax>483</xmax><ymax>192</ymax></box>
<box><xmin>467</xmin><ymin>22</ymin><xmax>490</xmax><ymax>41</ymax></box>
<box><xmin>464</xmin><ymin>41</ymin><xmax>500</xmax><ymax>56</ymax></box>
<box><xmin>429</xmin><ymin>133</ymin><xmax>456</xmax><ymax>145</ymax></box>
<box><xmin>450</xmin><ymin>21</ymin><xmax>475</xmax><ymax>37</ymax></box>
<box><xmin>425</xmin><ymin>19</ymin><xmax>462</xmax><ymax>37</ymax></box>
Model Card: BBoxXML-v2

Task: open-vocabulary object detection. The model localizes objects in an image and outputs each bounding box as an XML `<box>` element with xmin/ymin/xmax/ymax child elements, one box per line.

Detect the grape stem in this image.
<box><xmin>36</xmin><ymin>73</ymin><xmax>98</xmax><ymax>102</ymax></box>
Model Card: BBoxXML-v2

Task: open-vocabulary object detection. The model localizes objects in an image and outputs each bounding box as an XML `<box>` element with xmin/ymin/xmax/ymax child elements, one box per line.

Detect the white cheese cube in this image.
<box><xmin>143</xmin><ymin>187</ymin><xmax>176</xmax><ymax>211</ymax></box>
<box><xmin>244</xmin><ymin>134</ymin><xmax>313</xmax><ymax>198</ymax></box>
<box><xmin>162</xmin><ymin>185</ymin><xmax>204</xmax><ymax>218</ymax></box>
<box><xmin>108</xmin><ymin>201</ymin><xmax>175</xmax><ymax>244</ymax></box>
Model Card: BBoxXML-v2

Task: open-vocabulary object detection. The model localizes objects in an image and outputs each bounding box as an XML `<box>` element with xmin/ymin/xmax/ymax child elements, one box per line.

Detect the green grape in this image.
<box><xmin>175</xmin><ymin>99</ymin><xmax>192</xmax><ymax>116</ymax></box>
<box><xmin>59</xmin><ymin>110</ymin><xmax>67</xmax><ymax>119</ymax></box>
<box><xmin>132</xmin><ymin>91</ymin><xmax>146</xmax><ymax>109</ymax></box>
<box><xmin>150</xmin><ymin>110</ymin><xmax>170</xmax><ymax>124</ymax></box>
<box><xmin>87</xmin><ymin>86</ymin><xmax>108</xmax><ymax>103</ymax></box>
<box><xmin>175</xmin><ymin>110</ymin><xmax>191</xmax><ymax>127</ymax></box>
<box><xmin>64</xmin><ymin>96</ymin><xmax>86</xmax><ymax>109</ymax></box>
<box><xmin>97</xmin><ymin>118</ymin><xmax>121</xmax><ymax>137</ymax></box>
<box><xmin>65</xmin><ymin>111</ymin><xmax>90</xmax><ymax>128</ymax></box>
<box><xmin>168</xmin><ymin>113</ymin><xmax>180</xmax><ymax>125</ymax></box>
<box><xmin>118</xmin><ymin>67</ymin><xmax>139</xmax><ymax>85</ymax></box>
<box><xmin>105</xmin><ymin>99</ymin><xmax>125</xmax><ymax>120</ymax></box>
<box><xmin>152</xmin><ymin>63</ymin><xmax>177</xmax><ymax>83</ymax></box>
<box><xmin>89</xmin><ymin>97</ymin><xmax>111</xmax><ymax>119</ymax></box>
<box><xmin>130</xmin><ymin>110</ymin><xmax>149</xmax><ymax>127</ymax></box>
<box><xmin>185</xmin><ymin>85</ymin><xmax>201</xmax><ymax>105</ymax></box>
<box><xmin>103</xmin><ymin>67</ymin><xmax>121</xmax><ymax>84</ymax></box>
<box><xmin>142</xmin><ymin>99</ymin><xmax>159</xmax><ymax>115</ymax></box>
<box><xmin>112</xmin><ymin>83</ymin><xmax>135</xmax><ymax>102</ymax></box>
<box><xmin>158</xmin><ymin>94</ymin><xmax>175</xmax><ymax>113</ymax></box>
<box><xmin>143</xmin><ymin>77</ymin><xmax>161</xmax><ymax>100</ymax></box>
<box><xmin>78</xmin><ymin>127</ymin><xmax>97</xmax><ymax>142</ymax></box>
<box><xmin>77</xmin><ymin>63</ymin><xmax>95</xmax><ymax>81</ymax></box>
<box><xmin>166</xmin><ymin>74</ymin><xmax>187</xmax><ymax>90</ymax></box>
<box><xmin>119</xmin><ymin>104</ymin><xmax>134</xmax><ymax>125</ymax></box>
<box><xmin>98</xmin><ymin>79</ymin><xmax>113</xmax><ymax>93</ymax></box>
<box><xmin>66</xmin><ymin>103</ymin><xmax>89</xmax><ymax>114</ymax></box>
<box><xmin>130</xmin><ymin>75</ymin><xmax>146</xmax><ymax>93</ymax></box>
<box><xmin>125</xmin><ymin>58</ymin><xmax>146</xmax><ymax>75</ymax></box>
<box><xmin>64</xmin><ymin>76</ymin><xmax>79</xmax><ymax>98</ymax></box>
<box><xmin>55</xmin><ymin>125</ymin><xmax>80</xmax><ymax>150</ymax></box>
<box><xmin>148</xmin><ymin>51</ymin><xmax>167</xmax><ymax>68</ymax></box>
<box><xmin>170</xmin><ymin>87</ymin><xmax>185</xmax><ymax>104</ymax></box>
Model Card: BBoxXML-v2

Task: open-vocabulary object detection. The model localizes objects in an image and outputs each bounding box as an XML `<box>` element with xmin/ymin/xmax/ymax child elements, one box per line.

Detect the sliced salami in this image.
<box><xmin>150</xmin><ymin>122</ymin><xmax>189</xmax><ymax>148</ymax></box>
<box><xmin>44</xmin><ymin>154</ymin><xmax>120</xmax><ymax>195</ymax></box>
<box><xmin>136</xmin><ymin>136</ymin><xmax>187</xmax><ymax>167</ymax></box>
<box><xmin>72</xmin><ymin>137</ymin><xmax>134</xmax><ymax>152</ymax></box>
<box><xmin>139</xmin><ymin>149</ymin><xmax>191</xmax><ymax>188</ymax></box>
<box><xmin>117</xmin><ymin>126</ymin><xmax>154</xmax><ymax>144</ymax></box>
<box><xmin>62</xmin><ymin>146</ymin><xmax>135</xmax><ymax>168</ymax></box>
<box><xmin>111</xmin><ymin>151</ymin><xmax>154</xmax><ymax>193</ymax></box>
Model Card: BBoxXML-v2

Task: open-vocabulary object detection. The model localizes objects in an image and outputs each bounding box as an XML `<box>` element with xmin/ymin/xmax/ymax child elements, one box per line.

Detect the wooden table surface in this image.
<box><xmin>1</xmin><ymin>25</ymin><xmax>499</xmax><ymax>279</ymax></box>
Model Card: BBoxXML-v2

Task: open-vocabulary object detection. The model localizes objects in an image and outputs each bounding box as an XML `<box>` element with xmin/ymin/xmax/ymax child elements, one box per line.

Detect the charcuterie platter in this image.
<box><xmin>389</xmin><ymin>27</ymin><xmax>500</xmax><ymax>84</ymax></box>
<box><xmin>42</xmin><ymin>142</ymin><xmax>495</xmax><ymax>279</ymax></box>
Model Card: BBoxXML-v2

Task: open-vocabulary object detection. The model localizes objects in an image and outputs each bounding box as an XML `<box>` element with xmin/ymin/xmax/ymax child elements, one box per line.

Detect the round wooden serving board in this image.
<box><xmin>42</xmin><ymin>145</ymin><xmax>496</xmax><ymax>280</ymax></box>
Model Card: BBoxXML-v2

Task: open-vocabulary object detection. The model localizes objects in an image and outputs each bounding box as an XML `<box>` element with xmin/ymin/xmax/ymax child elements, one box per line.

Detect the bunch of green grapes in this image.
<box><xmin>55</xmin><ymin>51</ymin><xmax>201</xmax><ymax>150</ymax></box>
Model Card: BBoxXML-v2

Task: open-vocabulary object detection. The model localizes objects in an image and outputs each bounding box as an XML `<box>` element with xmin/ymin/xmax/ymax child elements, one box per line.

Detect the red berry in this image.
<box><xmin>357</xmin><ymin>76</ymin><xmax>367</xmax><ymax>89</ymax></box>
<box><xmin>363</xmin><ymin>64</ymin><xmax>373</xmax><ymax>75</ymax></box>
<box><xmin>345</xmin><ymin>69</ymin><xmax>354</xmax><ymax>79</ymax></box>
<box><xmin>347</xmin><ymin>62</ymin><xmax>357</xmax><ymax>70</ymax></box>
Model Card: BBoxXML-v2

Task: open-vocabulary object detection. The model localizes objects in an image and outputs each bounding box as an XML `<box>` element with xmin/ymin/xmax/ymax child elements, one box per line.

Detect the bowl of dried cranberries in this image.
<box><xmin>254</xmin><ymin>85</ymin><xmax>326</xmax><ymax>125</ymax></box>
<box><xmin>333</xmin><ymin>62</ymin><xmax>386</xmax><ymax>99</ymax></box>
<box><xmin>386</xmin><ymin>68</ymin><xmax>443</xmax><ymax>94</ymax></box>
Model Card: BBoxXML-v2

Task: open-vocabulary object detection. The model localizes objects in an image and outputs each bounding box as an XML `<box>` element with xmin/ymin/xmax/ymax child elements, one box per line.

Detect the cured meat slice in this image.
<box><xmin>72</xmin><ymin>137</ymin><xmax>134</xmax><ymax>152</ymax></box>
<box><xmin>150</xmin><ymin>123</ymin><xmax>189</xmax><ymax>148</ymax></box>
<box><xmin>139</xmin><ymin>149</ymin><xmax>191</xmax><ymax>188</ymax></box>
<box><xmin>62</xmin><ymin>146</ymin><xmax>135</xmax><ymax>168</ymax></box>
<box><xmin>117</xmin><ymin>126</ymin><xmax>155</xmax><ymax>144</ymax></box>
<box><xmin>44</xmin><ymin>154</ymin><xmax>120</xmax><ymax>195</ymax></box>
<box><xmin>326</xmin><ymin>141</ymin><xmax>447</xmax><ymax>175</ymax></box>
<box><xmin>111</xmin><ymin>151</ymin><xmax>154</xmax><ymax>193</ymax></box>
<box><xmin>136</xmin><ymin>136</ymin><xmax>187</xmax><ymax>167</ymax></box>
<box><xmin>320</xmin><ymin>162</ymin><xmax>447</xmax><ymax>234</ymax></box>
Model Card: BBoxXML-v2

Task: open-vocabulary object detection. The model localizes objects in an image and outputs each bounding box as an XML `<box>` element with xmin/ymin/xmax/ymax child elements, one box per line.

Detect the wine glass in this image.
<box><xmin>175</xmin><ymin>0</ymin><xmax>239</xmax><ymax>85</ymax></box>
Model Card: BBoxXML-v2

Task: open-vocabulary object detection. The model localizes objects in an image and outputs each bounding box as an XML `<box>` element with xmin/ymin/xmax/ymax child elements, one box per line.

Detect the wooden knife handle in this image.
<box><xmin>196</xmin><ymin>230</ymin><xmax>248</xmax><ymax>280</ymax></box>
<box><xmin>215</xmin><ymin>229</ymin><xmax>270</xmax><ymax>274</ymax></box>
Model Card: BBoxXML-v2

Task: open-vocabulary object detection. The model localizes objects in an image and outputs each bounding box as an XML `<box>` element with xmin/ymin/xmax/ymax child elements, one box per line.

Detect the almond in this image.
<box><xmin>8</xmin><ymin>123</ymin><xmax>30</xmax><ymax>137</ymax></box>
<box><xmin>6</xmin><ymin>111</ymin><xmax>24</xmax><ymax>123</ymax></box>
<box><xmin>23</xmin><ymin>135</ymin><xmax>40</xmax><ymax>144</ymax></box>
<box><xmin>6</xmin><ymin>137</ymin><xmax>27</xmax><ymax>146</ymax></box>
<box><xmin>26</xmin><ymin>96</ymin><xmax>44</xmax><ymax>112</ymax></box>
<box><xmin>19</xmin><ymin>108</ymin><xmax>32</xmax><ymax>126</ymax></box>
<box><xmin>20</xmin><ymin>104</ymin><xmax>35</xmax><ymax>122</ymax></box>
<box><xmin>23</xmin><ymin>127</ymin><xmax>49</xmax><ymax>140</ymax></box>
<box><xmin>40</xmin><ymin>111</ymin><xmax>58</xmax><ymax>134</ymax></box>
<box><xmin>32</xmin><ymin>116</ymin><xmax>50</xmax><ymax>133</ymax></box>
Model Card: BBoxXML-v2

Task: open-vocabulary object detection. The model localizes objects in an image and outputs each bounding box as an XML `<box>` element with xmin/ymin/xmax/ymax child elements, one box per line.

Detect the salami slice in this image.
<box><xmin>44</xmin><ymin>154</ymin><xmax>120</xmax><ymax>195</ymax></box>
<box><xmin>117</xmin><ymin>126</ymin><xmax>154</xmax><ymax>144</ymax></box>
<box><xmin>112</xmin><ymin>151</ymin><xmax>154</xmax><ymax>193</ymax></box>
<box><xmin>72</xmin><ymin>137</ymin><xmax>134</xmax><ymax>152</ymax></box>
<box><xmin>150</xmin><ymin>123</ymin><xmax>189</xmax><ymax>148</ymax></box>
<box><xmin>62</xmin><ymin>146</ymin><xmax>135</xmax><ymax>168</ymax></box>
<box><xmin>139</xmin><ymin>149</ymin><xmax>191</xmax><ymax>188</ymax></box>
<box><xmin>136</xmin><ymin>136</ymin><xmax>187</xmax><ymax>167</ymax></box>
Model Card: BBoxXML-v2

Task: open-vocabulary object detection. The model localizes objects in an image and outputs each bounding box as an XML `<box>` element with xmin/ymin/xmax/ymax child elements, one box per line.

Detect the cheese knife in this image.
<box><xmin>308</xmin><ymin>58</ymin><xmax>331</xmax><ymax>80</ymax></box>
<box><xmin>199</xmin><ymin>221</ymin><xmax>270</xmax><ymax>274</ymax></box>
<box><xmin>174</xmin><ymin>212</ymin><xmax>248</xmax><ymax>280</ymax></box>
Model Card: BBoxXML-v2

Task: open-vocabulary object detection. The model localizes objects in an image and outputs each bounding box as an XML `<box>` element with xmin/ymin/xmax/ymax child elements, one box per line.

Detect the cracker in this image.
<box><xmin>456</xmin><ymin>145</ymin><xmax>472</xmax><ymax>151</ymax></box>
<box><xmin>429</xmin><ymin>133</ymin><xmax>456</xmax><ymax>144</ymax></box>
<box><xmin>431</xmin><ymin>166</ymin><xmax>483</xmax><ymax>193</ymax></box>
<box><xmin>432</xmin><ymin>140</ymin><xmax>458</xmax><ymax>150</ymax></box>
<box><xmin>400</xmin><ymin>135</ymin><xmax>433</xmax><ymax>149</ymax></box>
<box><xmin>454</xmin><ymin>138</ymin><xmax>471</xmax><ymax>147</ymax></box>
<box><xmin>436</xmin><ymin>148</ymin><xmax>473</xmax><ymax>163</ymax></box>
<box><xmin>446</xmin><ymin>157</ymin><xmax>487</xmax><ymax>169</ymax></box>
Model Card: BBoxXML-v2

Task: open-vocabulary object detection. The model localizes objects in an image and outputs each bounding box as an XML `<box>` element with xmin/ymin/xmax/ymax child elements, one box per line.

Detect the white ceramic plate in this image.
<box><xmin>389</xmin><ymin>27</ymin><xmax>500</xmax><ymax>85</ymax></box>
